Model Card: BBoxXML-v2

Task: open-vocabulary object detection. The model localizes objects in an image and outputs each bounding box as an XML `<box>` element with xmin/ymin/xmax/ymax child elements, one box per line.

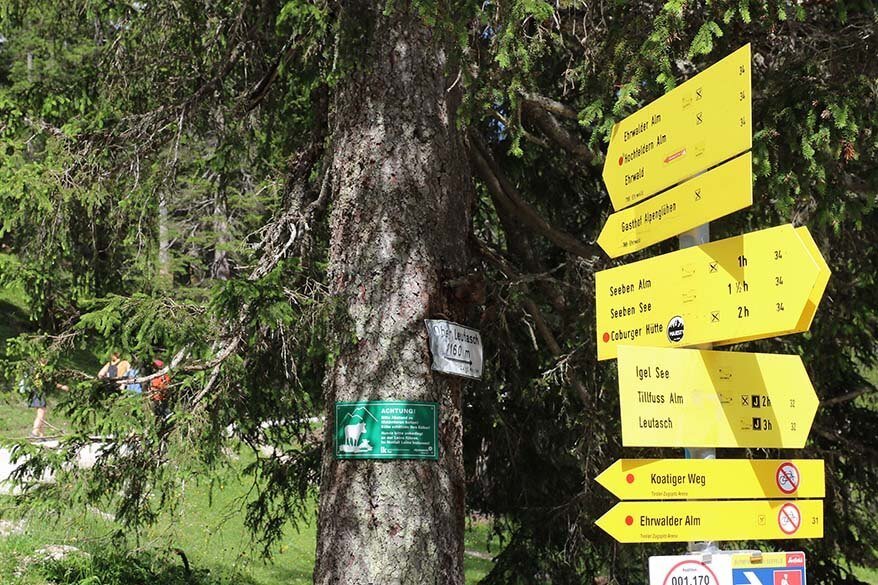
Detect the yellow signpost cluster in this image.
<box><xmin>596</xmin><ymin>500</ymin><xmax>824</xmax><ymax>544</ymax></box>
<box><xmin>594</xmin><ymin>45</ymin><xmax>829</xmax><ymax>549</ymax></box>
<box><xmin>596</xmin><ymin>459</ymin><xmax>825</xmax><ymax>500</ymax></box>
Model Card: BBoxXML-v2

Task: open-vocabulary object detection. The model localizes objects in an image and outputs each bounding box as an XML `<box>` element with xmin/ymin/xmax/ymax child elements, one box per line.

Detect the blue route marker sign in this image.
<box><xmin>731</xmin><ymin>552</ymin><xmax>805</xmax><ymax>585</ymax></box>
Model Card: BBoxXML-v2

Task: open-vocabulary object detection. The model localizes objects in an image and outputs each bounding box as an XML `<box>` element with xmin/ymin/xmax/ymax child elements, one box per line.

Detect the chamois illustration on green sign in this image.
<box><xmin>335</xmin><ymin>400</ymin><xmax>439</xmax><ymax>460</ymax></box>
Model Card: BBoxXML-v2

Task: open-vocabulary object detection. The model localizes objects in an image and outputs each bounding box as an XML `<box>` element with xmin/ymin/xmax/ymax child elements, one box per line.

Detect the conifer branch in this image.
<box><xmin>821</xmin><ymin>383</ymin><xmax>877</xmax><ymax>407</ymax></box>
<box><xmin>519</xmin><ymin>92</ymin><xmax>579</xmax><ymax>120</ymax></box>
<box><xmin>475</xmin><ymin>237</ymin><xmax>589</xmax><ymax>405</ymax></box>
<box><xmin>241</xmin><ymin>35</ymin><xmax>300</xmax><ymax>113</ymax></box>
<box><xmin>811</xmin><ymin>423</ymin><xmax>878</xmax><ymax>458</ymax></box>
<box><xmin>469</xmin><ymin>132</ymin><xmax>599</xmax><ymax>263</ymax></box>
<box><xmin>522</xmin><ymin>101</ymin><xmax>598</xmax><ymax>164</ymax></box>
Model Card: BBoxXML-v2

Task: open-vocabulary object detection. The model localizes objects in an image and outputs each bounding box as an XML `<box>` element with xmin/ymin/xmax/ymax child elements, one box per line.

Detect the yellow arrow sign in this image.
<box><xmin>596</xmin><ymin>459</ymin><xmax>825</xmax><ymax>500</ymax></box>
<box><xmin>598</xmin><ymin>152</ymin><xmax>752</xmax><ymax>258</ymax></box>
<box><xmin>596</xmin><ymin>224</ymin><xmax>825</xmax><ymax>361</ymax></box>
<box><xmin>794</xmin><ymin>226</ymin><xmax>831</xmax><ymax>331</ymax></box>
<box><xmin>603</xmin><ymin>45</ymin><xmax>752</xmax><ymax>210</ymax></box>
<box><xmin>716</xmin><ymin>226</ymin><xmax>831</xmax><ymax>346</ymax></box>
<box><xmin>617</xmin><ymin>346</ymin><xmax>819</xmax><ymax>448</ymax></box>
<box><xmin>596</xmin><ymin>499</ymin><xmax>823</xmax><ymax>543</ymax></box>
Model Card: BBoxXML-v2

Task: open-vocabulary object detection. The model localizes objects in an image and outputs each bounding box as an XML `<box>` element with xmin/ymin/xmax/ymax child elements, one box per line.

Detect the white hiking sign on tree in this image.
<box><xmin>424</xmin><ymin>319</ymin><xmax>483</xmax><ymax>380</ymax></box>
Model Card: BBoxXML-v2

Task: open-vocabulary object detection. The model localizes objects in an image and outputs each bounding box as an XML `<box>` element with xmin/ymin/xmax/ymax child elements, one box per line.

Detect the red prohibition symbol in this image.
<box><xmin>778</xmin><ymin>502</ymin><xmax>801</xmax><ymax>535</ymax></box>
<box><xmin>661</xmin><ymin>560</ymin><xmax>720</xmax><ymax>585</ymax></box>
<box><xmin>776</xmin><ymin>462</ymin><xmax>800</xmax><ymax>495</ymax></box>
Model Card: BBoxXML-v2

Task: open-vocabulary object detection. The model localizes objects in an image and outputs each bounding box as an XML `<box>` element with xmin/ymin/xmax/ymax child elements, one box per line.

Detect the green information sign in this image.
<box><xmin>334</xmin><ymin>400</ymin><xmax>439</xmax><ymax>460</ymax></box>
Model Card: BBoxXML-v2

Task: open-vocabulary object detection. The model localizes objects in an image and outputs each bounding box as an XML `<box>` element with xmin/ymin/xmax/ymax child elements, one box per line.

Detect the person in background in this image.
<box><xmin>148</xmin><ymin>359</ymin><xmax>171</xmax><ymax>421</ymax></box>
<box><xmin>25</xmin><ymin>358</ymin><xmax>68</xmax><ymax>439</ymax></box>
<box><xmin>97</xmin><ymin>351</ymin><xmax>130</xmax><ymax>391</ymax></box>
<box><xmin>125</xmin><ymin>359</ymin><xmax>143</xmax><ymax>394</ymax></box>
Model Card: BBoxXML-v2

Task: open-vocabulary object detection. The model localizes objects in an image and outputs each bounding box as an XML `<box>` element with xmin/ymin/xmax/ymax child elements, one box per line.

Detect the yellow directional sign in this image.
<box><xmin>795</xmin><ymin>226</ymin><xmax>831</xmax><ymax>331</ymax></box>
<box><xmin>598</xmin><ymin>152</ymin><xmax>752</xmax><ymax>258</ymax></box>
<box><xmin>717</xmin><ymin>226</ymin><xmax>831</xmax><ymax>347</ymax></box>
<box><xmin>603</xmin><ymin>45</ymin><xmax>752</xmax><ymax>210</ymax></box>
<box><xmin>596</xmin><ymin>459</ymin><xmax>825</xmax><ymax>500</ymax></box>
<box><xmin>596</xmin><ymin>499</ymin><xmax>823</xmax><ymax>543</ymax></box>
<box><xmin>596</xmin><ymin>224</ymin><xmax>825</xmax><ymax>361</ymax></box>
<box><xmin>617</xmin><ymin>346</ymin><xmax>819</xmax><ymax>448</ymax></box>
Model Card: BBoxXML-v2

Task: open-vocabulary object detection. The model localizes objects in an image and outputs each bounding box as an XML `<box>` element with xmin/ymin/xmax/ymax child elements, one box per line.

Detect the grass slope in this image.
<box><xmin>0</xmin><ymin>397</ymin><xmax>495</xmax><ymax>584</ymax></box>
<box><xmin>0</xmin><ymin>451</ymin><xmax>495</xmax><ymax>584</ymax></box>
<box><xmin>0</xmin><ymin>262</ymin><xmax>497</xmax><ymax>583</ymax></box>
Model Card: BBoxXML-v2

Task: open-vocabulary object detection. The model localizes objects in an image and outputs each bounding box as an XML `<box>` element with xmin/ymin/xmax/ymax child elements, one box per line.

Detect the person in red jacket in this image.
<box><xmin>148</xmin><ymin>359</ymin><xmax>171</xmax><ymax>420</ymax></box>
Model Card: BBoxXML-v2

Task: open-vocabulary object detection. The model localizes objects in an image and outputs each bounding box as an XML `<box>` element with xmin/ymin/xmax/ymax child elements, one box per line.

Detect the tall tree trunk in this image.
<box><xmin>315</xmin><ymin>4</ymin><xmax>472</xmax><ymax>584</ymax></box>
<box><xmin>157</xmin><ymin>193</ymin><xmax>172</xmax><ymax>287</ymax></box>
<box><xmin>211</xmin><ymin>181</ymin><xmax>232</xmax><ymax>281</ymax></box>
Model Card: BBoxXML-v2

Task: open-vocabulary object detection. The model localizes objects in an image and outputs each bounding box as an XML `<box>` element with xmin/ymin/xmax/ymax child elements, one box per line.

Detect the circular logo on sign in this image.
<box><xmin>661</xmin><ymin>560</ymin><xmax>720</xmax><ymax>585</ymax></box>
<box><xmin>667</xmin><ymin>316</ymin><xmax>685</xmax><ymax>342</ymax></box>
<box><xmin>778</xmin><ymin>502</ymin><xmax>801</xmax><ymax>535</ymax></box>
<box><xmin>776</xmin><ymin>462</ymin><xmax>800</xmax><ymax>495</ymax></box>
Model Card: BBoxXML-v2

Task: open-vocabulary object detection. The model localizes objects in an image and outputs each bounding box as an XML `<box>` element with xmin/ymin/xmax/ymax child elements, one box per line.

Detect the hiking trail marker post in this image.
<box><xmin>597</xmin><ymin>152</ymin><xmax>752</xmax><ymax>259</ymax></box>
<box><xmin>649</xmin><ymin>551</ymin><xmax>807</xmax><ymax>585</ymax></box>
<box><xmin>593</xmin><ymin>43</ymin><xmax>830</xmax><ymax>583</ymax></box>
<box><xmin>595</xmin><ymin>499</ymin><xmax>823</xmax><ymax>543</ymax></box>
<box><xmin>677</xmin><ymin>222</ymin><xmax>715</xmax><ymax>555</ymax></box>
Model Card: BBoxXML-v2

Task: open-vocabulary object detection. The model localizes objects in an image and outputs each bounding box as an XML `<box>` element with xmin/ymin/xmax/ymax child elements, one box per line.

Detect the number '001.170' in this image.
<box><xmin>670</xmin><ymin>576</ymin><xmax>710</xmax><ymax>585</ymax></box>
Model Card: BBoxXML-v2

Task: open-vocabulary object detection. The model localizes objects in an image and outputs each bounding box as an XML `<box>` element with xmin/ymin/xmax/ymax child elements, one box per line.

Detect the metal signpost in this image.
<box><xmin>596</xmin><ymin>459</ymin><xmax>825</xmax><ymax>500</ymax></box>
<box><xmin>596</xmin><ymin>499</ymin><xmax>823</xmax><ymax>543</ymax></box>
<box><xmin>649</xmin><ymin>552</ymin><xmax>806</xmax><ymax>585</ymax></box>
<box><xmin>596</xmin><ymin>224</ymin><xmax>828</xmax><ymax>360</ymax></box>
<box><xmin>731</xmin><ymin>551</ymin><xmax>807</xmax><ymax>585</ymax></box>
<box><xmin>602</xmin><ymin>45</ymin><xmax>751</xmax><ymax>210</ymax></box>
<box><xmin>597</xmin><ymin>152</ymin><xmax>752</xmax><ymax>258</ymax></box>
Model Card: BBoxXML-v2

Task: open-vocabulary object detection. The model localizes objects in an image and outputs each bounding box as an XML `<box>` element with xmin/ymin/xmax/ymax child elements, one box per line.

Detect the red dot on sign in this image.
<box><xmin>626</xmin><ymin>473</ymin><xmax>635</xmax><ymax>484</ymax></box>
<box><xmin>602</xmin><ymin>332</ymin><xmax>610</xmax><ymax>343</ymax></box>
<box><xmin>625</xmin><ymin>515</ymin><xmax>634</xmax><ymax>526</ymax></box>
<box><xmin>618</xmin><ymin>156</ymin><xmax>624</xmax><ymax>166</ymax></box>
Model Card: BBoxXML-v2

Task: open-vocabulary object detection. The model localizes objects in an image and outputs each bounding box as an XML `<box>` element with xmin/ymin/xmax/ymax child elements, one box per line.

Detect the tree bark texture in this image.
<box><xmin>211</xmin><ymin>184</ymin><xmax>232</xmax><ymax>281</ymax></box>
<box><xmin>315</xmin><ymin>4</ymin><xmax>472</xmax><ymax>584</ymax></box>
<box><xmin>157</xmin><ymin>193</ymin><xmax>172</xmax><ymax>287</ymax></box>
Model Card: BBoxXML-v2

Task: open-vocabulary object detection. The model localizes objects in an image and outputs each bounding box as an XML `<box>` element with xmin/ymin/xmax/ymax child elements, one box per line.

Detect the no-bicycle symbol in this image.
<box><xmin>776</xmin><ymin>462</ymin><xmax>800</xmax><ymax>495</ymax></box>
<box><xmin>778</xmin><ymin>503</ymin><xmax>801</xmax><ymax>535</ymax></box>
